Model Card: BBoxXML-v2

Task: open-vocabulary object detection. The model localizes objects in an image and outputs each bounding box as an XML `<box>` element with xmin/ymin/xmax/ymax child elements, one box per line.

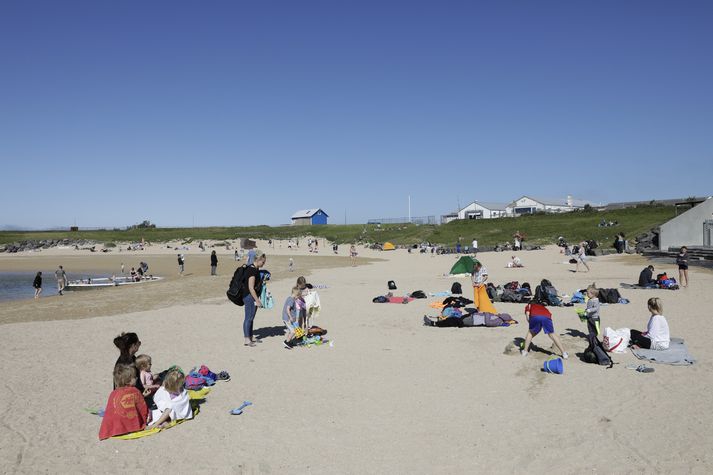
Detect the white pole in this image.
<box><xmin>408</xmin><ymin>195</ymin><xmax>411</xmax><ymax>223</ymax></box>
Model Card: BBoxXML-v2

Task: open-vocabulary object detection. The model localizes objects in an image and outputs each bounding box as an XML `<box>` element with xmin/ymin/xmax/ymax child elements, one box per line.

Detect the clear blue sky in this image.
<box><xmin>1</xmin><ymin>1</ymin><xmax>712</xmax><ymax>228</ymax></box>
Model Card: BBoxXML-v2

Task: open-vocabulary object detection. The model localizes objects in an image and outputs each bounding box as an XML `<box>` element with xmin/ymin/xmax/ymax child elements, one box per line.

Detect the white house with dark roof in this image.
<box><xmin>291</xmin><ymin>209</ymin><xmax>329</xmax><ymax>225</ymax></box>
<box><xmin>458</xmin><ymin>201</ymin><xmax>509</xmax><ymax>220</ymax></box>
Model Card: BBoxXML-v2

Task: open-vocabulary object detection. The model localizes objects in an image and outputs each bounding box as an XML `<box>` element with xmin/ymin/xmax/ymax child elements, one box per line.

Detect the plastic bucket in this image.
<box><xmin>543</xmin><ymin>357</ymin><xmax>564</xmax><ymax>374</ymax></box>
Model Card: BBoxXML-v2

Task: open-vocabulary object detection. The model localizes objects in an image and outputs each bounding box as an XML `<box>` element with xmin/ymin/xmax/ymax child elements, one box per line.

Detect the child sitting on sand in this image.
<box><xmin>135</xmin><ymin>354</ymin><xmax>161</xmax><ymax>396</ymax></box>
<box><xmin>521</xmin><ymin>302</ymin><xmax>568</xmax><ymax>359</ymax></box>
<box><xmin>282</xmin><ymin>286</ymin><xmax>301</xmax><ymax>348</ymax></box>
<box><xmin>148</xmin><ymin>368</ymin><xmax>193</xmax><ymax>429</ymax></box>
<box><xmin>629</xmin><ymin>297</ymin><xmax>670</xmax><ymax>350</ymax></box>
<box><xmin>99</xmin><ymin>364</ymin><xmax>149</xmax><ymax>440</ymax></box>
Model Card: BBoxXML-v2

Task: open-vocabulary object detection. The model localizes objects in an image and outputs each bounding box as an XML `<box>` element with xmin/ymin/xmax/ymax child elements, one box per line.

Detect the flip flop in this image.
<box><xmin>229</xmin><ymin>401</ymin><xmax>253</xmax><ymax>415</ymax></box>
<box><xmin>84</xmin><ymin>408</ymin><xmax>105</xmax><ymax>417</ymax></box>
<box><xmin>626</xmin><ymin>364</ymin><xmax>654</xmax><ymax>373</ymax></box>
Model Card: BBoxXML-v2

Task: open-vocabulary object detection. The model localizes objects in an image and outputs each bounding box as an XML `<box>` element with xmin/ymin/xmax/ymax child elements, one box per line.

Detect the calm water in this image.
<box><xmin>0</xmin><ymin>271</ymin><xmax>111</xmax><ymax>302</ymax></box>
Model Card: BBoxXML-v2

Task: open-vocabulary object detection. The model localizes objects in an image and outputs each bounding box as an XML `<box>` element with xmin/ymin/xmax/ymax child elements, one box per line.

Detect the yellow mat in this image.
<box><xmin>473</xmin><ymin>286</ymin><xmax>497</xmax><ymax>314</ymax></box>
<box><xmin>112</xmin><ymin>388</ymin><xmax>209</xmax><ymax>440</ymax></box>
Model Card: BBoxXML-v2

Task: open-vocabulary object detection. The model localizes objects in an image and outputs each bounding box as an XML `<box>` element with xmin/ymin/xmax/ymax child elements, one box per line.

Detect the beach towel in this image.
<box><xmin>110</xmin><ymin>388</ymin><xmax>209</xmax><ymax>440</ymax></box>
<box><xmin>631</xmin><ymin>338</ymin><xmax>695</xmax><ymax>366</ymax></box>
<box><xmin>388</xmin><ymin>297</ymin><xmax>414</xmax><ymax>304</ymax></box>
<box><xmin>303</xmin><ymin>290</ymin><xmax>321</xmax><ymax>321</ymax></box>
<box><xmin>620</xmin><ymin>283</ymin><xmax>677</xmax><ymax>291</ymax></box>
<box><xmin>429</xmin><ymin>292</ymin><xmax>452</xmax><ymax>297</ymax></box>
<box><xmin>473</xmin><ymin>285</ymin><xmax>497</xmax><ymax>314</ymax></box>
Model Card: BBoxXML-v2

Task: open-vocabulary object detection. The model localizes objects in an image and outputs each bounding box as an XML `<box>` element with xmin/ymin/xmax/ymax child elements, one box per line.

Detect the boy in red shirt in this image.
<box><xmin>99</xmin><ymin>364</ymin><xmax>149</xmax><ymax>440</ymax></box>
<box><xmin>521</xmin><ymin>302</ymin><xmax>568</xmax><ymax>359</ymax></box>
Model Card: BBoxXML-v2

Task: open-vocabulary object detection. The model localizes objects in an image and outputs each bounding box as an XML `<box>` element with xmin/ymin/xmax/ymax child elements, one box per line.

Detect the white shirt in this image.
<box><xmin>472</xmin><ymin>266</ymin><xmax>488</xmax><ymax>286</ymax></box>
<box><xmin>152</xmin><ymin>386</ymin><xmax>193</xmax><ymax>422</ymax></box>
<box><xmin>646</xmin><ymin>314</ymin><xmax>670</xmax><ymax>350</ymax></box>
<box><xmin>472</xmin><ymin>240</ymin><xmax>478</xmax><ymax>249</ymax></box>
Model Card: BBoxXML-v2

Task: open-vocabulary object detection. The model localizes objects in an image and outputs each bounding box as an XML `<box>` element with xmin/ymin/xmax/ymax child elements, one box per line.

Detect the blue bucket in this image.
<box><xmin>543</xmin><ymin>357</ymin><xmax>564</xmax><ymax>374</ymax></box>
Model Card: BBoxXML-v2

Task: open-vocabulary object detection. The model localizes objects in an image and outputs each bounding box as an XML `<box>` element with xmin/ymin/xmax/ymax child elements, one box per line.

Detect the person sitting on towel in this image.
<box><xmin>638</xmin><ymin>265</ymin><xmax>657</xmax><ymax>288</ymax></box>
<box><xmin>99</xmin><ymin>364</ymin><xmax>148</xmax><ymax>440</ymax></box>
<box><xmin>629</xmin><ymin>297</ymin><xmax>670</xmax><ymax>350</ymax></box>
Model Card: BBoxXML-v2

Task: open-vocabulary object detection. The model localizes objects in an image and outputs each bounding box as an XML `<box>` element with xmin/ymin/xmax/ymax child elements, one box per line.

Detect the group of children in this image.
<box><xmin>520</xmin><ymin>283</ymin><xmax>671</xmax><ymax>358</ymax></box>
<box><xmin>99</xmin><ymin>332</ymin><xmax>193</xmax><ymax>440</ymax></box>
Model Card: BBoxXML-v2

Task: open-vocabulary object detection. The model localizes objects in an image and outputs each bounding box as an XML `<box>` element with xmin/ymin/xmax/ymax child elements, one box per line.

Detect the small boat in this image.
<box><xmin>65</xmin><ymin>275</ymin><xmax>163</xmax><ymax>290</ymax></box>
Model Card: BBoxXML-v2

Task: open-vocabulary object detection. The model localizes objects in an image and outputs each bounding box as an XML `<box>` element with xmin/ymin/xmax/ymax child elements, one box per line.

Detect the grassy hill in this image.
<box><xmin>0</xmin><ymin>205</ymin><xmax>675</xmax><ymax>249</ymax></box>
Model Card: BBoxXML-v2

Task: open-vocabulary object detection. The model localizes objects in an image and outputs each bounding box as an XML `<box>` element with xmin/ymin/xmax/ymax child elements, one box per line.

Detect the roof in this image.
<box><xmin>473</xmin><ymin>201</ymin><xmax>509</xmax><ymax>211</ymax></box>
<box><xmin>514</xmin><ymin>196</ymin><xmax>593</xmax><ymax>208</ymax></box>
<box><xmin>291</xmin><ymin>208</ymin><xmax>329</xmax><ymax>219</ymax></box>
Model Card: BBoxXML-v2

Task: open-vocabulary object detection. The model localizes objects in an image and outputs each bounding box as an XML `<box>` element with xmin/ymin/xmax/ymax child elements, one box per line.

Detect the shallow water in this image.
<box><xmin>0</xmin><ymin>271</ymin><xmax>110</xmax><ymax>302</ymax></box>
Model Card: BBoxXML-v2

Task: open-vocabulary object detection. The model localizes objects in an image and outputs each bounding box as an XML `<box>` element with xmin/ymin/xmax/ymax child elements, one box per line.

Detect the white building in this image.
<box><xmin>458</xmin><ymin>201</ymin><xmax>509</xmax><ymax>220</ymax></box>
<box><xmin>658</xmin><ymin>197</ymin><xmax>713</xmax><ymax>250</ymax></box>
<box><xmin>506</xmin><ymin>195</ymin><xmax>591</xmax><ymax>216</ymax></box>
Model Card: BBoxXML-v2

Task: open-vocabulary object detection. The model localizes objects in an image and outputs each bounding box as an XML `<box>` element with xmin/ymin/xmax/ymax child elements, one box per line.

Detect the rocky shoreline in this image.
<box><xmin>0</xmin><ymin>239</ymin><xmax>101</xmax><ymax>253</ymax></box>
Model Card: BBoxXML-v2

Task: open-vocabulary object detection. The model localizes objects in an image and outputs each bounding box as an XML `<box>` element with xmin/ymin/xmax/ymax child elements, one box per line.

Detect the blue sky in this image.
<box><xmin>1</xmin><ymin>1</ymin><xmax>712</xmax><ymax>228</ymax></box>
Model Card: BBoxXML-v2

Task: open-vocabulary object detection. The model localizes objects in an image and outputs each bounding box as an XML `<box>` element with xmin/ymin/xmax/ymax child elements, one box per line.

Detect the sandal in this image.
<box><xmin>244</xmin><ymin>342</ymin><xmax>256</xmax><ymax>347</ymax></box>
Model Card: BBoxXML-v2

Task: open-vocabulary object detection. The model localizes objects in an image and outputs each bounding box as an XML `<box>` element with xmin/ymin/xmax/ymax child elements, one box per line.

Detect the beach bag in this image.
<box><xmin>568</xmin><ymin>258</ymin><xmax>578</xmax><ymax>264</ymax></box>
<box><xmin>598</xmin><ymin>288</ymin><xmax>621</xmax><ymax>304</ymax></box>
<box><xmin>410</xmin><ymin>290</ymin><xmax>427</xmax><ymax>299</ymax></box>
<box><xmin>450</xmin><ymin>282</ymin><xmax>462</xmax><ymax>295</ymax></box>
<box><xmin>227</xmin><ymin>265</ymin><xmax>248</xmax><ymax>306</ymax></box>
<box><xmin>388</xmin><ymin>280</ymin><xmax>397</xmax><ymax>290</ymax></box>
<box><xmin>372</xmin><ymin>296</ymin><xmax>388</xmax><ymax>303</ymax></box>
<box><xmin>603</xmin><ymin>327</ymin><xmax>630</xmax><ymax>353</ymax></box>
<box><xmin>308</xmin><ymin>326</ymin><xmax>327</xmax><ymax>336</ymax></box>
<box><xmin>504</xmin><ymin>281</ymin><xmax>519</xmax><ymax>291</ymax></box>
<box><xmin>197</xmin><ymin>365</ymin><xmax>217</xmax><ymax>382</ymax></box>
<box><xmin>260</xmin><ymin>285</ymin><xmax>274</xmax><ymax>309</ymax></box>
<box><xmin>501</xmin><ymin>289</ymin><xmax>523</xmax><ymax>303</ymax></box>
<box><xmin>486</xmin><ymin>284</ymin><xmax>498</xmax><ymax>301</ymax></box>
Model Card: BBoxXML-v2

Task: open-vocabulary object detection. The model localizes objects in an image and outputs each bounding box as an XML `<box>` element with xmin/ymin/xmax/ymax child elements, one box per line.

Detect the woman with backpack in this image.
<box><xmin>243</xmin><ymin>253</ymin><xmax>267</xmax><ymax>347</ymax></box>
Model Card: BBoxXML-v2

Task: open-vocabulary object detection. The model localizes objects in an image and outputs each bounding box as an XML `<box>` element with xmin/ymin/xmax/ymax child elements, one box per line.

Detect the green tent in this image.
<box><xmin>449</xmin><ymin>256</ymin><xmax>479</xmax><ymax>275</ymax></box>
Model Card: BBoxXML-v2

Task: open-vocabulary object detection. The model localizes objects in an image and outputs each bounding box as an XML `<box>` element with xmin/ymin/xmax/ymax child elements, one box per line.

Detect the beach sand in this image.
<box><xmin>1</xmin><ymin>242</ymin><xmax>712</xmax><ymax>473</ymax></box>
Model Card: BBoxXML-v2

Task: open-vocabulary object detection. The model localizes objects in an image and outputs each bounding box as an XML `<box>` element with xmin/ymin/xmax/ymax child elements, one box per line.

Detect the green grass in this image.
<box><xmin>0</xmin><ymin>206</ymin><xmax>675</xmax><ymax>249</ymax></box>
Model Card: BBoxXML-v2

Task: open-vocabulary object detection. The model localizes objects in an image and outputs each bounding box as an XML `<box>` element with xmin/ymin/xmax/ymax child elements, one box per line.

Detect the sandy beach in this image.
<box><xmin>1</xmin><ymin>242</ymin><xmax>712</xmax><ymax>473</ymax></box>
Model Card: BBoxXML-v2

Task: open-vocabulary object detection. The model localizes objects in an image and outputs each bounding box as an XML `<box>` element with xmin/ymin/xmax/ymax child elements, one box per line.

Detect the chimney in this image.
<box><xmin>566</xmin><ymin>195</ymin><xmax>573</xmax><ymax>207</ymax></box>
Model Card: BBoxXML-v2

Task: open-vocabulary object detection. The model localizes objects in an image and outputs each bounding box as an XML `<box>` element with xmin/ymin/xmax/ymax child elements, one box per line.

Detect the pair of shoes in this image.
<box><xmin>423</xmin><ymin>316</ymin><xmax>433</xmax><ymax>326</ymax></box>
<box><xmin>217</xmin><ymin>371</ymin><xmax>230</xmax><ymax>381</ymax></box>
<box><xmin>283</xmin><ymin>341</ymin><xmax>293</xmax><ymax>349</ymax></box>
<box><xmin>244</xmin><ymin>342</ymin><xmax>256</xmax><ymax>347</ymax></box>
<box><xmin>562</xmin><ymin>352</ymin><xmax>569</xmax><ymax>359</ymax></box>
<box><xmin>521</xmin><ymin>350</ymin><xmax>528</xmax><ymax>357</ymax></box>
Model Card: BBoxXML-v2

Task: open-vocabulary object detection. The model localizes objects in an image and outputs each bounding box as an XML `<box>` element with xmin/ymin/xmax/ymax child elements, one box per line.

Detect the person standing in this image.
<box><xmin>242</xmin><ymin>253</ymin><xmax>267</xmax><ymax>347</ymax></box>
<box><xmin>247</xmin><ymin>248</ymin><xmax>256</xmax><ymax>266</ymax></box>
<box><xmin>177</xmin><ymin>254</ymin><xmax>185</xmax><ymax>276</ymax></box>
<box><xmin>33</xmin><ymin>271</ymin><xmax>43</xmax><ymax>299</ymax></box>
<box><xmin>513</xmin><ymin>231</ymin><xmax>523</xmax><ymax>251</ymax></box>
<box><xmin>471</xmin><ymin>238</ymin><xmax>478</xmax><ymax>256</ymax></box>
<box><xmin>55</xmin><ymin>265</ymin><xmax>67</xmax><ymax>295</ymax></box>
<box><xmin>676</xmin><ymin>246</ymin><xmax>689</xmax><ymax>287</ymax></box>
<box><xmin>350</xmin><ymin>244</ymin><xmax>358</xmax><ymax>266</ymax></box>
<box><xmin>471</xmin><ymin>262</ymin><xmax>496</xmax><ymax>313</ymax></box>
<box><xmin>210</xmin><ymin>250</ymin><xmax>218</xmax><ymax>276</ymax></box>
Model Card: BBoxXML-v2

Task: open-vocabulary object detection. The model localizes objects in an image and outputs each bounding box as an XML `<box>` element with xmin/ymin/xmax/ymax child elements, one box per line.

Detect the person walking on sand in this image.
<box><xmin>242</xmin><ymin>253</ymin><xmax>267</xmax><ymax>347</ymax></box>
<box><xmin>676</xmin><ymin>246</ymin><xmax>689</xmax><ymax>287</ymax></box>
<box><xmin>575</xmin><ymin>242</ymin><xmax>590</xmax><ymax>273</ymax></box>
<box><xmin>210</xmin><ymin>250</ymin><xmax>218</xmax><ymax>276</ymax></box>
<box><xmin>33</xmin><ymin>271</ymin><xmax>42</xmax><ymax>299</ymax></box>
<box><xmin>121</xmin><ymin>262</ymin><xmax>125</xmax><ymax>274</ymax></box>
<box><xmin>177</xmin><ymin>254</ymin><xmax>185</xmax><ymax>276</ymax></box>
<box><xmin>55</xmin><ymin>265</ymin><xmax>67</xmax><ymax>295</ymax></box>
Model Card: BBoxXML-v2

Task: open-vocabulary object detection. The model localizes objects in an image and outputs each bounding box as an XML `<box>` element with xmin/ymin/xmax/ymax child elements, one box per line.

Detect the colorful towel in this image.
<box><xmin>473</xmin><ymin>286</ymin><xmax>497</xmax><ymax>314</ymax></box>
<box><xmin>387</xmin><ymin>297</ymin><xmax>414</xmax><ymax>304</ymax></box>
<box><xmin>110</xmin><ymin>388</ymin><xmax>209</xmax><ymax>440</ymax></box>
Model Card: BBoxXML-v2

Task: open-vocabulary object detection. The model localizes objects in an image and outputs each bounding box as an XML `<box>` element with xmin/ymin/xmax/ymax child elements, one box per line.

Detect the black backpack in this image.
<box><xmin>583</xmin><ymin>333</ymin><xmax>613</xmax><ymax>367</ymax></box>
<box><xmin>450</xmin><ymin>282</ymin><xmax>462</xmax><ymax>295</ymax></box>
<box><xmin>227</xmin><ymin>265</ymin><xmax>248</xmax><ymax>306</ymax></box>
<box><xmin>410</xmin><ymin>290</ymin><xmax>427</xmax><ymax>299</ymax></box>
<box><xmin>388</xmin><ymin>280</ymin><xmax>397</xmax><ymax>290</ymax></box>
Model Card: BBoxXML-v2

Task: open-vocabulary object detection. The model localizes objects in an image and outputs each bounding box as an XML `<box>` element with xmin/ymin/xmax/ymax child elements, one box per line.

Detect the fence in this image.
<box><xmin>367</xmin><ymin>216</ymin><xmax>437</xmax><ymax>225</ymax></box>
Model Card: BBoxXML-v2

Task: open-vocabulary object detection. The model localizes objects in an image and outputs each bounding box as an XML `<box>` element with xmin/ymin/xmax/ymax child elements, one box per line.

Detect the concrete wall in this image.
<box><xmin>659</xmin><ymin>197</ymin><xmax>713</xmax><ymax>250</ymax></box>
